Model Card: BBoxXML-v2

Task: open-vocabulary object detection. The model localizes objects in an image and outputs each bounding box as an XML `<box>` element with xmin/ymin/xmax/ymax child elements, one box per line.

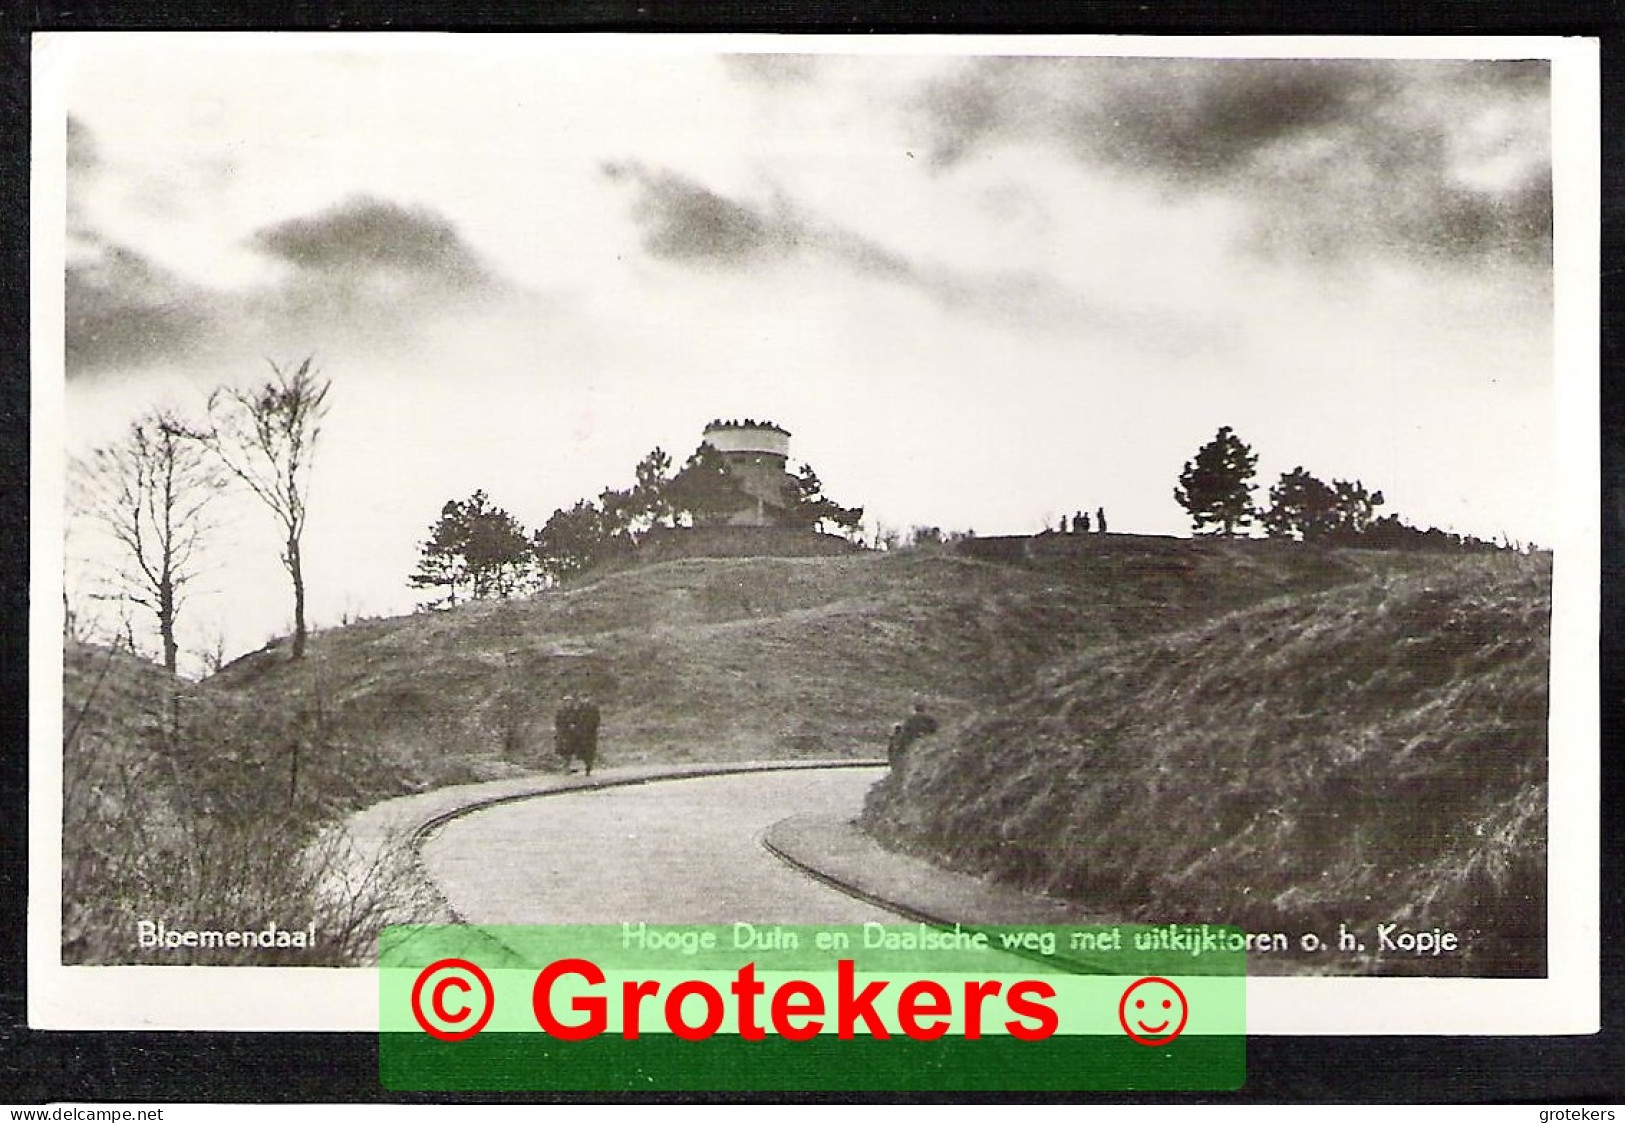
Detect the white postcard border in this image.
<box><xmin>27</xmin><ymin>32</ymin><xmax>1601</xmax><ymax>1035</ymax></box>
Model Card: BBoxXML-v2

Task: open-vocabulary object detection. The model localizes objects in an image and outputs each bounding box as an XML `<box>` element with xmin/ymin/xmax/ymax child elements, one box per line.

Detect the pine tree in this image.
<box><xmin>410</xmin><ymin>499</ymin><xmax>471</xmax><ymax>608</ymax></box>
<box><xmin>631</xmin><ymin>447</ymin><xmax>675</xmax><ymax>529</ymax></box>
<box><xmin>783</xmin><ymin>462</ymin><xmax>864</xmax><ymax>539</ymax></box>
<box><xmin>409</xmin><ymin>490</ymin><xmax>532</xmax><ymax>607</ymax></box>
<box><xmin>1174</xmin><ymin>426</ymin><xmax>1259</xmax><ymax>536</ymax></box>
<box><xmin>1262</xmin><ymin>467</ymin><xmax>1340</xmax><ymax>541</ymax></box>
<box><xmin>532</xmin><ymin>499</ymin><xmax>615</xmax><ymax>584</ymax></box>
<box><xmin>1327</xmin><ymin>479</ymin><xmax>1385</xmax><ymax>542</ymax></box>
<box><xmin>1263</xmin><ymin>467</ymin><xmax>1386</xmax><ymax>543</ymax></box>
<box><xmin>666</xmin><ymin>442</ymin><xmax>748</xmax><ymax>526</ymax></box>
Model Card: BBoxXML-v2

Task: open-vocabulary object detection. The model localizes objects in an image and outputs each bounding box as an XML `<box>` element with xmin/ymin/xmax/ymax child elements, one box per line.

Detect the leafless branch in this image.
<box><xmin>68</xmin><ymin>409</ymin><xmax>225</xmax><ymax>673</ymax></box>
<box><xmin>187</xmin><ymin>357</ymin><xmax>332</xmax><ymax>660</ymax></box>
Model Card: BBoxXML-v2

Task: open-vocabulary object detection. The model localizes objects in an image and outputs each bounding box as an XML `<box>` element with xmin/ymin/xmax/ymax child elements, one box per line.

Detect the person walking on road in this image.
<box><xmin>576</xmin><ymin>694</ymin><xmax>601</xmax><ymax>776</ymax></box>
<box><xmin>555</xmin><ymin>694</ymin><xmax>580</xmax><ymax>772</ymax></box>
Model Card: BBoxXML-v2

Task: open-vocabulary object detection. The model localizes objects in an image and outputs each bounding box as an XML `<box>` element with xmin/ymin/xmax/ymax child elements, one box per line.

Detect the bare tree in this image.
<box><xmin>70</xmin><ymin>410</ymin><xmax>223</xmax><ymax>673</ymax></box>
<box><xmin>198</xmin><ymin>625</ymin><xmax>230</xmax><ymax>676</ymax></box>
<box><xmin>195</xmin><ymin>357</ymin><xmax>332</xmax><ymax>660</ymax></box>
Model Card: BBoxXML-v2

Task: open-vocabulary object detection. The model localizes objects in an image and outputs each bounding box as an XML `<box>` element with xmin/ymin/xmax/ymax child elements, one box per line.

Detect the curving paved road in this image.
<box><xmin>419</xmin><ymin>767</ymin><xmax>901</xmax><ymax>925</ymax></box>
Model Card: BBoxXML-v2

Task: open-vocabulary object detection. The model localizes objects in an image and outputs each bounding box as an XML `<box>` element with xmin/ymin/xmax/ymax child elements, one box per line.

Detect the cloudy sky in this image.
<box><xmin>49</xmin><ymin>36</ymin><xmax>1559</xmax><ymax>668</ymax></box>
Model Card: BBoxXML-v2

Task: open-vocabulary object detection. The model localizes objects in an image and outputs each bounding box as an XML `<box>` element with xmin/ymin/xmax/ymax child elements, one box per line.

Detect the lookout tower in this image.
<box><xmin>701</xmin><ymin>418</ymin><xmax>792</xmax><ymax>527</ymax></box>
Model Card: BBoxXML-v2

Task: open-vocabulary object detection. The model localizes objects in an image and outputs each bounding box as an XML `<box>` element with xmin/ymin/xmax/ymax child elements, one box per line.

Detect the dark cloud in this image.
<box><xmin>66</xmin><ymin>197</ymin><xmax>512</xmax><ymax>378</ymax></box>
<box><xmin>603</xmin><ymin>162</ymin><xmax>802</xmax><ymax>264</ymax></box>
<box><xmin>917</xmin><ymin>58</ymin><xmax>1551</xmax><ymax>266</ymax></box>
<box><xmin>65</xmin><ymin>118</ymin><xmax>215</xmax><ymax>376</ymax></box>
<box><xmin>1394</xmin><ymin>172</ymin><xmax>1553</xmax><ymax>264</ymax></box>
<box><xmin>603</xmin><ymin>158</ymin><xmax>1029</xmax><ymax>306</ymax></box>
<box><xmin>604</xmin><ymin>160</ymin><xmax>918</xmax><ymax>282</ymax></box>
<box><xmin>244</xmin><ymin>197</ymin><xmax>507</xmax><ymax>356</ymax></box>
<box><xmin>62</xmin><ymin>123</ymin><xmax>506</xmax><ymax>378</ymax></box>
<box><xmin>251</xmin><ymin>196</ymin><xmax>494</xmax><ymax>288</ymax></box>
<box><xmin>66</xmin><ymin>244</ymin><xmax>216</xmax><ymax>375</ymax></box>
<box><xmin>601</xmin><ymin>160</ymin><xmax>1217</xmax><ymax>348</ymax></box>
<box><xmin>1088</xmin><ymin>61</ymin><xmax>1399</xmax><ymax>182</ymax></box>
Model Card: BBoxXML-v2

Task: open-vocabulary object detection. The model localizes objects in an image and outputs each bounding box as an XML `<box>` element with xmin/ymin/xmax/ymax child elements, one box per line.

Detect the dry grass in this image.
<box><xmin>66</xmin><ymin>536</ymin><xmax>1541</xmax><ymax>972</ymax></box>
<box><xmin>62</xmin><ymin>642</ymin><xmax>447</xmax><ymax>964</ymax></box>
<box><xmin>861</xmin><ymin>550</ymin><xmax>1550</xmax><ymax>976</ymax></box>
<box><xmin>204</xmin><ymin>539</ymin><xmax>1386</xmax><ymax>767</ymax></box>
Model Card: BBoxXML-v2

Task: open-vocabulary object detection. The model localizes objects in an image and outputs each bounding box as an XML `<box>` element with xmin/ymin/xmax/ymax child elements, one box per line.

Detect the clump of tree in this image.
<box><xmin>649</xmin><ymin>440</ymin><xmax>862</xmax><ymax>539</ymax></box>
<box><xmin>410</xmin><ymin>490</ymin><xmax>535</xmax><ymax>607</ymax></box>
<box><xmin>1174</xmin><ymin>430</ymin><xmax>1522</xmax><ymax>552</ymax></box>
<box><xmin>412</xmin><ymin>431</ymin><xmax>867</xmax><ymax>599</ymax></box>
<box><xmin>1261</xmin><ymin>468</ymin><xmax>1385</xmax><ymax>543</ymax></box>
<box><xmin>528</xmin><ymin>436</ymin><xmax>864</xmax><ymax>584</ymax></box>
<box><xmin>528</xmin><ymin>446</ymin><xmax>694</xmax><ymax>586</ymax></box>
<box><xmin>594</xmin><ymin>448</ymin><xmax>679</xmax><ymax>540</ymax></box>
<box><xmin>1355</xmin><ymin>515</ymin><xmax>1510</xmax><ymax>553</ymax></box>
<box><xmin>1259</xmin><ymin>465</ymin><xmax>1512</xmax><ymax>551</ymax></box>
<box><xmin>1174</xmin><ymin>426</ymin><xmax>1259</xmax><ymax>536</ymax></box>
<box><xmin>530</xmin><ymin>498</ymin><xmax>620</xmax><ymax>585</ymax></box>
<box><xmin>663</xmin><ymin>443</ymin><xmax>748</xmax><ymax>527</ymax></box>
<box><xmin>69</xmin><ymin>409</ymin><xmax>225</xmax><ymax>673</ymax></box>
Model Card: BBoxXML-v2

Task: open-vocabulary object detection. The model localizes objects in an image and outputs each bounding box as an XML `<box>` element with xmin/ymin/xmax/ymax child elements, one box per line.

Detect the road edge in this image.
<box><xmin>761</xmin><ymin>812</ymin><xmax>1108</xmax><ymax>931</ymax></box>
<box><xmin>325</xmin><ymin>759</ymin><xmax>889</xmax><ymax>959</ymax></box>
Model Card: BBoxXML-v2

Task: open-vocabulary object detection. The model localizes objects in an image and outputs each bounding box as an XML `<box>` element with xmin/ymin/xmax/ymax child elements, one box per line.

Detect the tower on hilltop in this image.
<box><xmin>700</xmin><ymin>418</ymin><xmax>792</xmax><ymax>527</ymax></box>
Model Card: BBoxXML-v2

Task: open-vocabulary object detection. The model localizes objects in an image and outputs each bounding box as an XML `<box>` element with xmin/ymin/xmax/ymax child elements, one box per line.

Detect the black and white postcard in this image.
<box><xmin>29</xmin><ymin>33</ymin><xmax>1599</xmax><ymax>1035</ymax></box>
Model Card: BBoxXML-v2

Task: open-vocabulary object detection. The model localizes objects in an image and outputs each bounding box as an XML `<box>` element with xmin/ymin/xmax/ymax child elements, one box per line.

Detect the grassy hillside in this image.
<box><xmin>860</xmin><ymin>551</ymin><xmax>1550</xmax><ymax>976</ymax></box>
<box><xmin>62</xmin><ymin>641</ymin><xmax>447</xmax><ymax>964</ymax></box>
<box><xmin>66</xmin><ymin>534</ymin><xmax>1543</xmax><ymax>971</ymax></box>
<box><xmin>203</xmin><ymin>538</ymin><xmax>1392</xmax><ymax>772</ymax></box>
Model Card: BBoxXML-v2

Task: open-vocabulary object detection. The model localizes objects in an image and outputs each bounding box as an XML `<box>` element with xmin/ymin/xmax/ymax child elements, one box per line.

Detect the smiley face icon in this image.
<box><xmin>1118</xmin><ymin>976</ymin><xmax>1189</xmax><ymax>1046</ymax></box>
